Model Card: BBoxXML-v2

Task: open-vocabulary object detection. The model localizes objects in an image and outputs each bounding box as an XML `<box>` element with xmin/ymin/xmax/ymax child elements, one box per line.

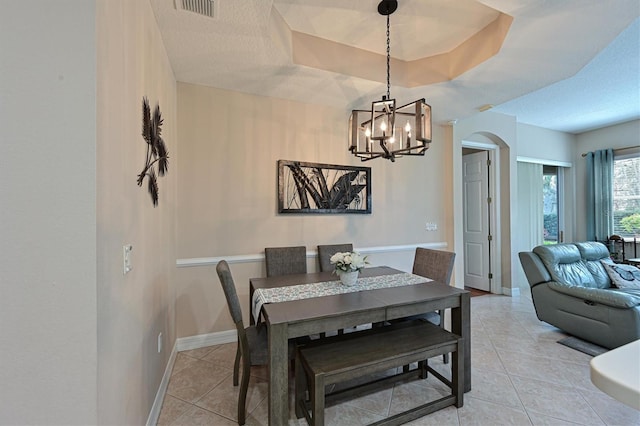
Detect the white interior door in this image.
<box><xmin>463</xmin><ymin>151</ymin><xmax>491</xmax><ymax>291</ymax></box>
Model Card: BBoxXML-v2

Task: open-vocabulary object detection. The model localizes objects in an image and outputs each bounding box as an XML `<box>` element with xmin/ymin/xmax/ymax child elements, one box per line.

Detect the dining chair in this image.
<box><xmin>317</xmin><ymin>243</ymin><xmax>353</xmax><ymax>272</ymax></box>
<box><xmin>264</xmin><ymin>246</ymin><xmax>307</xmax><ymax>277</ymax></box>
<box><xmin>316</xmin><ymin>243</ymin><xmax>355</xmax><ymax>337</ymax></box>
<box><xmin>411</xmin><ymin>247</ymin><xmax>456</xmax><ymax>363</ymax></box>
<box><xmin>264</xmin><ymin>246</ymin><xmax>337</xmax><ymax>338</ymax></box>
<box><xmin>216</xmin><ymin>260</ymin><xmax>295</xmax><ymax>425</ymax></box>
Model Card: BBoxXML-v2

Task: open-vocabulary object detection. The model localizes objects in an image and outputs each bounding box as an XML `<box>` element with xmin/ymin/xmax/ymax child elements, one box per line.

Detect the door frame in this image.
<box><xmin>462</xmin><ymin>140</ymin><xmax>501</xmax><ymax>294</ymax></box>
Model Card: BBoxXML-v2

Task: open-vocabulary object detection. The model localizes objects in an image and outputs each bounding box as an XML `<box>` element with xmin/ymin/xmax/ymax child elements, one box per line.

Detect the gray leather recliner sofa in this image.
<box><xmin>519</xmin><ymin>241</ymin><xmax>640</xmax><ymax>349</ymax></box>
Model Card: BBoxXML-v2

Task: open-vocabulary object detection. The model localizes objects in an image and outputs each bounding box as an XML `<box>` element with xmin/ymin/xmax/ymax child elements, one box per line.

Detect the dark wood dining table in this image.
<box><xmin>249</xmin><ymin>266</ymin><xmax>471</xmax><ymax>425</ymax></box>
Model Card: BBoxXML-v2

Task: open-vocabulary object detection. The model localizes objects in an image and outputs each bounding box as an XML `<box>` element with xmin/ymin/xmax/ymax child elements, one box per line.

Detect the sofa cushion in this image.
<box><xmin>533</xmin><ymin>244</ymin><xmax>597</xmax><ymax>288</ymax></box>
<box><xmin>602</xmin><ymin>262</ymin><xmax>640</xmax><ymax>289</ymax></box>
<box><xmin>575</xmin><ymin>242</ymin><xmax>613</xmax><ymax>289</ymax></box>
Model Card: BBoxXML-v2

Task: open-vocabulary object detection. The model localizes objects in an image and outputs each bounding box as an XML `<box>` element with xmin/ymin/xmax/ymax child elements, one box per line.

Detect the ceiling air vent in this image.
<box><xmin>176</xmin><ymin>0</ymin><xmax>216</xmax><ymax>19</ymax></box>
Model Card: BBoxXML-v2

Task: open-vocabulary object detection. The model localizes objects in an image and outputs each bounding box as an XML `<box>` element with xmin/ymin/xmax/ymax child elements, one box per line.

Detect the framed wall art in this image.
<box><xmin>278</xmin><ymin>160</ymin><xmax>371</xmax><ymax>214</ymax></box>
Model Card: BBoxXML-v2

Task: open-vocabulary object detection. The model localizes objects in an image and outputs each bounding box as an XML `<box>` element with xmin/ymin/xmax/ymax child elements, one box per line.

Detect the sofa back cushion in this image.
<box><xmin>533</xmin><ymin>244</ymin><xmax>597</xmax><ymax>288</ymax></box>
<box><xmin>575</xmin><ymin>242</ymin><xmax>613</xmax><ymax>289</ymax></box>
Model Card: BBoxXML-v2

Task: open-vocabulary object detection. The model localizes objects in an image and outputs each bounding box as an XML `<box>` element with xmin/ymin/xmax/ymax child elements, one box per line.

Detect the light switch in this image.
<box><xmin>123</xmin><ymin>245</ymin><xmax>133</xmax><ymax>275</ymax></box>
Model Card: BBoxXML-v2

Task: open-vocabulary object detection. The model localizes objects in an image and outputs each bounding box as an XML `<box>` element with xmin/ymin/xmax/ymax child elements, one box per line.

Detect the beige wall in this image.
<box><xmin>175</xmin><ymin>82</ymin><xmax>454</xmax><ymax>337</ymax></box>
<box><xmin>0</xmin><ymin>2</ymin><xmax>98</xmax><ymax>423</ymax></box>
<box><xmin>516</xmin><ymin>123</ymin><xmax>576</xmax><ymax>163</ymax></box>
<box><xmin>2</xmin><ymin>2</ymin><xmax>177</xmax><ymax>423</ymax></box>
<box><xmin>96</xmin><ymin>0</ymin><xmax>177</xmax><ymax>424</ymax></box>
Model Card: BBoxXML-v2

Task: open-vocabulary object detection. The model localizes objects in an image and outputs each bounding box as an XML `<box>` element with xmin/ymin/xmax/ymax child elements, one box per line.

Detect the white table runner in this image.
<box><xmin>251</xmin><ymin>272</ymin><xmax>431</xmax><ymax>323</ymax></box>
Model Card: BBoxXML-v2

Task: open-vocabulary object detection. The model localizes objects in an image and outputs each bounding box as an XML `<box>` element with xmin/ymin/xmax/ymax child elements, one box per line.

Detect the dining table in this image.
<box><xmin>249</xmin><ymin>266</ymin><xmax>471</xmax><ymax>425</ymax></box>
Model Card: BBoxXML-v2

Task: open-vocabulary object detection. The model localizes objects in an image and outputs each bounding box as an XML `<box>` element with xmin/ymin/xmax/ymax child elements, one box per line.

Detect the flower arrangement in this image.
<box><xmin>330</xmin><ymin>251</ymin><xmax>368</xmax><ymax>273</ymax></box>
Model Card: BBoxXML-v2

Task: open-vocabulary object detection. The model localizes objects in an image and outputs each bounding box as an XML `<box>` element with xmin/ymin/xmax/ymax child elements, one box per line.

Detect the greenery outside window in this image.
<box><xmin>543</xmin><ymin>166</ymin><xmax>559</xmax><ymax>244</ymax></box>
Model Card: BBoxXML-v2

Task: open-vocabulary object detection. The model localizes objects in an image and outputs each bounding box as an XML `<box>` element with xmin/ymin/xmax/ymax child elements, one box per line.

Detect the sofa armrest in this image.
<box><xmin>548</xmin><ymin>281</ymin><xmax>640</xmax><ymax>309</ymax></box>
<box><xmin>519</xmin><ymin>252</ymin><xmax>552</xmax><ymax>286</ymax></box>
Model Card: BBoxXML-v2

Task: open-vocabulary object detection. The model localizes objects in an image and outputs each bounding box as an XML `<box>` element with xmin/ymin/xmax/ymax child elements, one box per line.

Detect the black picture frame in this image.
<box><xmin>278</xmin><ymin>160</ymin><xmax>371</xmax><ymax>214</ymax></box>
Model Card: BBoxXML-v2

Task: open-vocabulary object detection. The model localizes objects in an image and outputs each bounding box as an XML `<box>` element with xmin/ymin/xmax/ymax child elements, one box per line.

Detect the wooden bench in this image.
<box><xmin>294</xmin><ymin>320</ymin><xmax>463</xmax><ymax>426</ymax></box>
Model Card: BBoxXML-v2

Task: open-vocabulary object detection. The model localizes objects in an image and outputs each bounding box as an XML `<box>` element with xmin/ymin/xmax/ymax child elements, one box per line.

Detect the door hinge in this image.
<box><xmin>487</xmin><ymin>196</ymin><xmax>492</xmax><ymax>204</ymax></box>
<box><xmin>487</xmin><ymin>159</ymin><xmax>492</xmax><ymax>166</ymax></box>
<box><xmin>488</xmin><ymin>273</ymin><xmax>493</xmax><ymax>279</ymax></box>
<box><xmin>488</xmin><ymin>234</ymin><xmax>493</xmax><ymax>241</ymax></box>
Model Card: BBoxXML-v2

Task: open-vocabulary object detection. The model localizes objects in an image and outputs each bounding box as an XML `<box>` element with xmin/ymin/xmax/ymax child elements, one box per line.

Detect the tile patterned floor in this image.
<box><xmin>157</xmin><ymin>294</ymin><xmax>640</xmax><ymax>425</ymax></box>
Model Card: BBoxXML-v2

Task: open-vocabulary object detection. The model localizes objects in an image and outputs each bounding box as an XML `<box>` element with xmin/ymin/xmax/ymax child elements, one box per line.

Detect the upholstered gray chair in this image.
<box><xmin>317</xmin><ymin>243</ymin><xmax>354</xmax><ymax>272</ymax></box>
<box><xmin>410</xmin><ymin>247</ymin><xmax>456</xmax><ymax>362</ymax></box>
<box><xmin>216</xmin><ymin>260</ymin><xmax>295</xmax><ymax>425</ymax></box>
<box><xmin>265</xmin><ymin>246</ymin><xmax>307</xmax><ymax>277</ymax></box>
<box><xmin>413</xmin><ymin>247</ymin><xmax>456</xmax><ymax>286</ymax></box>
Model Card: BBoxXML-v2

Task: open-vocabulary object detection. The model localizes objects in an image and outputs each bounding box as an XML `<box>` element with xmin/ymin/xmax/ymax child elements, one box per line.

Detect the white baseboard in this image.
<box><xmin>503</xmin><ymin>287</ymin><xmax>521</xmax><ymax>297</ymax></box>
<box><xmin>146</xmin><ymin>330</ymin><xmax>237</xmax><ymax>424</ymax></box>
<box><xmin>146</xmin><ymin>342</ymin><xmax>178</xmax><ymax>426</ymax></box>
<box><xmin>176</xmin><ymin>329</ymin><xmax>237</xmax><ymax>352</ymax></box>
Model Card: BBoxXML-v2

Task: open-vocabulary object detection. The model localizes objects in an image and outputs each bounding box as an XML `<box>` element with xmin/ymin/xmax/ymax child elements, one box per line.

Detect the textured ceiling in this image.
<box><xmin>491</xmin><ymin>17</ymin><xmax>640</xmax><ymax>133</ymax></box>
<box><xmin>150</xmin><ymin>0</ymin><xmax>640</xmax><ymax>134</ymax></box>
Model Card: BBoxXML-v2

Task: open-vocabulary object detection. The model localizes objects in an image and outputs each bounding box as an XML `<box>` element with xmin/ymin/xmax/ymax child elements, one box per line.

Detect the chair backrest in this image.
<box><xmin>265</xmin><ymin>246</ymin><xmax>307</xmax><ymax>277</ymax></box>
<box><xmin>317</xmin><ymin>243</ymin><xmax>354</xmax><ymax>272</ymax></box>
<box><xmin>412</xmin><ymin>248</ymin><xmax>456</xmax><ymax>285</ymax></box>
<box><xmin>216</xmin><ymin>260</ymin><xmax>243</xmax><ymax>325</ymax></box>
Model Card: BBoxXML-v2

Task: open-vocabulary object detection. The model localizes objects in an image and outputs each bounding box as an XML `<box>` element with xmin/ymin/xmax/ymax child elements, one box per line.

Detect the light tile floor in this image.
<box><xmin>157</xmin><ymin>294</ymin><xmax>640</xmax><ymax>425</ymax></box>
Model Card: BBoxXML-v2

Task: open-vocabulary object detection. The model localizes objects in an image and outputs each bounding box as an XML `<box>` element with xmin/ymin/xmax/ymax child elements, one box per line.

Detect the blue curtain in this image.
<box><xmin>586</xmin><ymin>149</ymin><xmax>614</xmax><ymax>241</ymax></box>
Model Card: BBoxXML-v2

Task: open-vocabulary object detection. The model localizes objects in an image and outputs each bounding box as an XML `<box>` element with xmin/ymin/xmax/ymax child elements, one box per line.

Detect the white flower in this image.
<box><xmin>330</xmin><ymin>251</ymin><xmax>369</xmax><ymax>272</ymax></box>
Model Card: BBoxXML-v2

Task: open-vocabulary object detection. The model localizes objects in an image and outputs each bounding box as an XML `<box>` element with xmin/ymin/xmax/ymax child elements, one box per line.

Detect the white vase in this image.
<box><xmin>338</xmin><ymin>270</ymin><xmax>359</xmax><ymax>286</ymax></box>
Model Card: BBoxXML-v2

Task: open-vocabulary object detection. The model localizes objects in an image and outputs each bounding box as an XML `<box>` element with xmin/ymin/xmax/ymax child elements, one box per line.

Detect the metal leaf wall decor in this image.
<box><xmin>137</xmin><ymin>97</ymin><xmax>169</xmax><ymax>206</ymax></box>
<box><xmin>278</xmin><ymin>160</ymin><xmax>371</xmax><ymax>214</ymax></box>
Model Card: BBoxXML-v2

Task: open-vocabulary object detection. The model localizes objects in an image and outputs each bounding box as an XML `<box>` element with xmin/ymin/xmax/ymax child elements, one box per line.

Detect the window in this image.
<box><xmin>543</xmin><ymin>166</ymin><xmax>559</xmax><ymax>243</ymax></box>
<box><xmin>613</xmin><ymin>153</ymin><xmax>640</xmax><ymax>237</ymax></box>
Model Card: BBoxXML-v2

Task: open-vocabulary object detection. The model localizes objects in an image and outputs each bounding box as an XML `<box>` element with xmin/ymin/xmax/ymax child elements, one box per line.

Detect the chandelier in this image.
<box><xmin>349</xmin><ymin>0</ymin><xmax>432</xmax><ymax>162</ymax></box>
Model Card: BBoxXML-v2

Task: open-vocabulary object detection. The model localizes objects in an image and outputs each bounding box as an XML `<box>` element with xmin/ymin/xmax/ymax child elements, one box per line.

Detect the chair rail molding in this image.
<box><xmin>176</xmin><ymin>242</ymin><xmax>448</xmax><ymax>267</ymax></box>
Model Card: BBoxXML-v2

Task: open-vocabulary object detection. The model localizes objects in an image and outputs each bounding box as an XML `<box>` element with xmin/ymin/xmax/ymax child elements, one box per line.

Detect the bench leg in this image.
<box><xmin>295</xmin><ymin>354</ymin><xmax>306</xmax><ymax>419</ymax></box>
<box><xmin>312</xmin><ymin>375</ymin><xmax>325</xmax><ymax>426</ymax></box>
<box><xmin>453</xmin><ymin>343</ymin><xmax>464</xmax><ymax>408</ymax></box>
<box><xmin>418</xmin><ymin>360</ymin><xmax>427</xmax><ymax>379</ymax></box>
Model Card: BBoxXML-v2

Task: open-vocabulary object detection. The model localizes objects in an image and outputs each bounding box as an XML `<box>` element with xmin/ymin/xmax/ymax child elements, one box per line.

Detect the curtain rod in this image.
<box><xmin>581</xmin><ymin>146</ymin><xmax>639</xmax><ymax>157</ymax></box>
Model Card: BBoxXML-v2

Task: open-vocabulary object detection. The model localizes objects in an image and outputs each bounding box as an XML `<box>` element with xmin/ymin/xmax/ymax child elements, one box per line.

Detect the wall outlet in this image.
<box><xmin>157</xmin><ymin>332</ymin><xmax>162</xmax><ymax>353</ymax></box>
<box><xmin>425</xmin><ymin>222</ymin><xmax>438</xmax><ymax>231</ymax></box>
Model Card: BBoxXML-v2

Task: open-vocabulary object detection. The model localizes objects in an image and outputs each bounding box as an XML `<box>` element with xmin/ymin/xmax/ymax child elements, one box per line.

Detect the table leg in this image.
<box><xmin>268</xmin><ymin>322</ymin><xmax>288</xmax><ymax>425</ymax></box>
<box><xmin>451</xmin><ymin>292</ymin><xmax>471</xmax><ymax>392</ymax></box>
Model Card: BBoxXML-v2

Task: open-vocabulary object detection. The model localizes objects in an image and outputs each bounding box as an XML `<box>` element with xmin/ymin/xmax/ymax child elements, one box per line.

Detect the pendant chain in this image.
<box><xmin>386</xmin><ymin>13</ymin><xmax>391</xmax><ymax>100</ymax></box>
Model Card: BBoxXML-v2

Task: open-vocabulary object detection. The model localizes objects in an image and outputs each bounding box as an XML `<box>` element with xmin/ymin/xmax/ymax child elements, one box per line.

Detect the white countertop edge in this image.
<box><xmin>589</xmin><ymin>339</ymin><xmax>640</xmax><ymax>410</ymax></box>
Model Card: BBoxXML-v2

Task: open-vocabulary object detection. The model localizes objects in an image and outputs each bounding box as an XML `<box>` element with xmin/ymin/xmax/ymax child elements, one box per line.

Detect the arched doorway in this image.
<box><xmin>452</xmin><ymin>118</ymin><xmax>517</xmax><ymax>296</ymax></box>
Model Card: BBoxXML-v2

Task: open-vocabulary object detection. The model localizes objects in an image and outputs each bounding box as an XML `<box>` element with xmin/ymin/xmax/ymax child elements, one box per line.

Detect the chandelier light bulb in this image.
<box><xmin>380</xmin><ymin>121</ymin><xmax>387</xmax><ymax>132</ymax></box>
<box><xmin>365</xmin><ymin>127</ymin><xmax>371</xmax><ymax>137</ymax></box>
<box><xmin>405</xmin><ymin>121</ymin><xmax>411</xmax><ymax>132</ymax></box>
